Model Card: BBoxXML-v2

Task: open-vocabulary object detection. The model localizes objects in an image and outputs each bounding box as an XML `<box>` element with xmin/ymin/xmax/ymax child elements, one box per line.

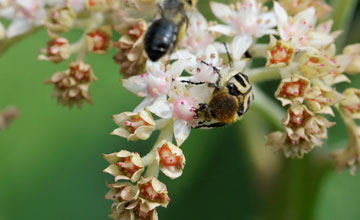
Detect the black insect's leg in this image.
<box><xmin>180</xmin><ymin>80</ymin><xmax>205</xmax><ymax>85</ymax></box>
<box><xmin>196</xmin><ymin>103</ymin><xmax>209</xmax><ymax>112</ymax></box>
<box><xmin>237</xmin><ymin>104</ymin><xmax>245</xmax><ymax>116</ymax></box>
<box><xmin>180</xmin><ymin>80</ymin><xmax>218</xmax><ymax>89</ymax></box>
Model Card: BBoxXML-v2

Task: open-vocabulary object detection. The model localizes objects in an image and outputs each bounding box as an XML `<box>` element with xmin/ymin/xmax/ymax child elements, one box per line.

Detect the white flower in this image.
<box><xmin>122</xmin><ymin>60</ymin><xmax>185</xmax><ymax>112</ymax></box>
<box><xmin>111</xmin><ymin>110</ymin><xmax>156</xmax><ymax>141</ymax></box>
<box><xmin>0</xmin><ymin>0</ymin><xmax>66</xmax><ymax>37</ymax></box>
<box><xmin>175</xmin><ymin>44</ymin><xmax>220</xmax><ymax>84</ymax></box>
<box><xmin>147</xmin><ymin>81</ymin><xmax>210</xmax><ymax>145</ymax></box>
<box><xmin>180</xmin><ymin>10</ymin><xmax>216</xmax><ymax>56</ymax></box>
<box><xmin>155</xmin><ymin>140</ymin><xmax>186</xmax><ymax>179</ymax></box>
<box><xmin>210</xmin><ymin>0</ymin><xmax>276</xmax><ymax>59</ymax></box>
<box><xmin>274</xmin><ymin>2</ymin><xmax>318</xmax><ymax>50</ymax></box>
<box><xmin>306</xmin><ymin>20</ymin><xmax>342</xmax><ymax>49</ymax></box>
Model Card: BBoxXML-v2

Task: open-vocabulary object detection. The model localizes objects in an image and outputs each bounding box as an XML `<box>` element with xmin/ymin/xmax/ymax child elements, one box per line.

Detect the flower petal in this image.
<box><xmin>147</xmin><ymin>99</ymin><xmax>173</xmax><ymax>119</ymax></box>
<box><xmin>274</xmin><ymin>2</ymin><xmax>289</xmax><ymax>27</ymax></box>
<box><xmin>230</xmin><ymin>35</ymin><xmax>252</xmax><ymax>60</ymax></box>
<box><xmin>122</xmin><ymin>75</ymin><xmax>147</xmax><ymax>97</ymax></box>
<box><xmin>210</xmin><ymin>1</ymin><xmax>235</xmax><ymax>24</ymax></box>
<box><xmin>134</xmin><ymin>126</ymin><xmax>155</xmax><ymax>140</ymax></box>
<box><xmin>209</xmin><ymin>24</ymin><xmax>236</xmax><ymax>36</ymax></box>
<box><xmin>134</xmin><ymin>97</ymin><xmax>153</xmax><ymax>113</ymax></box>
<box><xmin>111</xmin><ymin>127</ymin><xmax>131</xmax><ymax>139</ymax></box>
<box><xmin>174</xmin><ymin>120</ymin><xmax>191</xmax><ymax>146</ymax></box>
<box><xmin>166</xmin><ymin>59</ymin><xmax>186</xmax><ymax>78</ymax></box>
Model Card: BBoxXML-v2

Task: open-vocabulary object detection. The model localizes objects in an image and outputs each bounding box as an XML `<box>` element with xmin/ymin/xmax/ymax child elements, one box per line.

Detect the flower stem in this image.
<box><xmin>248</xmin><ymin>67</ymin><xmax>281</xmax><ymax>84</ymax></box>
<box><xmin>330</xmin><ymin>0</ymin><xmax>359</xmax><ymax>51</ymax></box>
<box><xmin>0</xmin><ymin>27</ymin><xmax>41</xmax><ymax>57</ymax></box>
<box><xmin>263</xmin><ymin>153</ymin><xmax>332</xmax><ymax>220</ymax></box>
<box><xmin>251</xmin><ymin>86</ymin><xmax>284</xmax><ymax>130</ymax></box>
<box><xmin>143</xmin><ymin>120</ymin><xmax>174</xmax><ymax>177</ymax></box>
<box><xmin>144</xmin><ymin>160</ymin><xmax>160</xmax><ymax>178</ymax></box>
<box><xmin>248</xmin><ymin>87</ymin><xmax>332</xmax><ymax>220</ymax></box>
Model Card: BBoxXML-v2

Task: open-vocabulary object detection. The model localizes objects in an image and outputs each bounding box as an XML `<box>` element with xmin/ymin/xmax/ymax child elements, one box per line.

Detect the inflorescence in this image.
<box><xmin>1</xmin><ymin>0</ymin><xmax>360</xmax><ymax>219</ymax></box>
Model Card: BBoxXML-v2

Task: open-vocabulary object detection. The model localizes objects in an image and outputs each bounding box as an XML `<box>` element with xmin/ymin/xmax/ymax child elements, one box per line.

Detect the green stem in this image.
<box><xmin>249</xmin><ymin>90</ymin><xmax>332</xmax><ymax>220</ymax></box>
<box><xmin>330</xmin><ymin>0</ymin><xmax>359</xmax><ymax>51</ymax></box>
<box><xmin>264</xmin><ymin>153</ymin><xmax>332</xmax><ymax>220</ymax></box>
<box><xmin>143</xmin><ymin>120</ymin><xmax>174</xmax><ymax>176</ymax></box>
<box><xmin>248</xmin><ymin>67</ymin><xmax>281</xmax><ymax>84</ymax></box>
<box><xmin>251</xmin><ymin>86</ymin><xmax>284</xmax><ymax>130</ymax></box>
<box><xmin>0</xmin><ymin>27</ymin><xmax>41</xmax><ymax>57</ymax></box>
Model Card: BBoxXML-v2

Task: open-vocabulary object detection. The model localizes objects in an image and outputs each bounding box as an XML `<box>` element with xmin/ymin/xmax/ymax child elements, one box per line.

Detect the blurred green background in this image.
<box><xmin>1</xmin><ymin>1</ymin><xmax>360</xmax><ymax>220</ymax></box>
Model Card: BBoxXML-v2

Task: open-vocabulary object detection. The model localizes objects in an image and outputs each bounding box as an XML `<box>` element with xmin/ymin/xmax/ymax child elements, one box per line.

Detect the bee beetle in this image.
<box><xmin>182</xmin><ymin>48</ymin><xmax>254</xmax><ymax>129</ymax></box>
<box><xmin>144</xmin><ymin>0</ymin><xmax>193</xmax><ymax>62</ymax></box>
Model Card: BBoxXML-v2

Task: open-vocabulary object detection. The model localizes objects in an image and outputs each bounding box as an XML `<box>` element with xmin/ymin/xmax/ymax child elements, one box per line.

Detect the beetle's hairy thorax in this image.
<box><xmin>209</xmin><ymin>89</ymin><xmax>239</xmax><ymax>124</ymax></box>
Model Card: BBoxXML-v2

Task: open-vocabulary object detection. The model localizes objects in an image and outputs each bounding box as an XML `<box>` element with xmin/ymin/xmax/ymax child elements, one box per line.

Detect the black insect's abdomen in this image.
<box><xmin>144</xmin><ymin>18</ymin><xmax>177</xmax><ymax>62</ymax></box>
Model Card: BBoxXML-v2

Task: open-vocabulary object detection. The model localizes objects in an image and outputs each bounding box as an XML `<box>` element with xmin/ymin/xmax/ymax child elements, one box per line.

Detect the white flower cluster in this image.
<box><xmin>1</xmin><ymin>0</ymin><xmax>360</xmax><ymax>219</ymax></box>
<box><xmin>105</xmin><ymin>0</ymin><xmax>360</xmax><ymax>217</ymax></box>
<box><xmin>0</xmin><ymin>0</ymin><xmax>85</xmax><ymax>38</ymax></box>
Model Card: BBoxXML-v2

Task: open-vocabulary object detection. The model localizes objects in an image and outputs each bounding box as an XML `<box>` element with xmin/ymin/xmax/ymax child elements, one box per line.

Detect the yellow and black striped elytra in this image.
<box><xmin>144</xmin><ymin>0</ymin><xmax>193</xmax><ymax>61</ymax></box>
<box><xmin>182</xmin><ymin>60</ymin><xmax>253</xmax><ymax>129</ymax></box>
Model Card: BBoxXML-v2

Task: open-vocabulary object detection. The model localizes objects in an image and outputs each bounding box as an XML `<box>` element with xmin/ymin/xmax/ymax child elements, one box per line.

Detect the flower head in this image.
<box><xmin>38</xmin><ymin>31</ymin><xmax>70</xmax><ymax>63</ymax></box>
<box><xmin>282</xmin><ymin>103</ymin><xmax>314</xmax><ymax>143</ymax></box>
<box><xmin>138</xmin><ymin>177</ymin><xmax>170</xmax><ymax>210</ymax></box>
<box><xmin>278</xmin><ymin>0</ymin><xmax>331</xmax><ymax>19</ymax></box>
<box><xmin>274</xmin><ymin>2</ymin><xmax>317</xmax><ymax>49</ymax></box>
<box><xmin>109</xmin><ymin>200</ymin><xmax>159</xmax><ymax>220</ymax></box>
<box><xmin>147</xmin><ymin>80</ymin><xmax>210</xmax><ymax>145</ymax></box>
<box><xmin>44</xmin><ymin>6</ymin><xmax>76</xmax><ymax>33</ymax></box>
<box><xmin>266</xmin><ymin>131</ymin><xmax>314</xmax><ymax>158</ymax></box>
<box><xmin>113</xmin><ymin>18</ymin><xmax>148</xmax><ymax>77</ymax></box>
<box><xmin>176</xmin><ymin>45</ymin><xmax>220</xmax><ymax>84</ymax></box>
<box><xmin>86</xmin><ymin>26</ymin><xmax>112</xmax><ymax>54</ymax></box>
<box><xmin>305</xmin><ymin>85</ymin><xmax>343</xmax><ymax>115</ymax></box>
<box><xmin>304</xmin><ymin>115</ymin><xmax>335</xmax><ymax>146</ymax></box>
<box><xmin>45</xmin><ymin>61</ymin><xmax>97</xmax><ymax>108</ymax></box>
<box><xmin>105</xmin><ymin>182</ymin><xmax>139</xmax><ymax>204</ymax></box>
<box><xmin>180</xmin><ymin>11</ymin><xmax>217</xmax><ymax>56</ymax></box>
<box><xmin>275</xmin><ymin>74</ymin><xmax>310</xmax><ymax>106</ymax></box>
<box><xmin>155</xmin><ymin>140</ymin><xmax>185</xmax><ymax>179</ymax></box>
<box><xmin>111</xmin><ymin>110</ymin><xmax>156</xmax><ymax>141</ymax></box>
<box><xmin>210</xmin><ymin>0</ymin><xmax>277</xmax><ymax>38</ymax></box>
<box><xmin>103</xmin><ymin>150</ymin><xmax>145</xmax><ymax>182</ymax></box>
<box><xmin>210</xmin><ymin>0</ymin><xmax>276</xmax><ymax>60</ymax></box>
<box><xmin>340</xmin><ymin>88</ymin><xmax>360</xmax><ymax>119</ymax></box>
<box><xmin>266</xmin><ymin>35</ymin><xmax>295</xmax><ymax>68</ymax></box>
<box><xmin>298</xmin><ymin>53</ymin><xmax>337</xmax><ymax>79</ymax></box>
<box><xmin>342</xmin><ymin>43</ymin><xmax>360</xmax><ymax>74</ymax></box>
<box><xmin>122</xmin><ymin>60</ymin><xmax>185</xmax><ymax>113</ymax></box>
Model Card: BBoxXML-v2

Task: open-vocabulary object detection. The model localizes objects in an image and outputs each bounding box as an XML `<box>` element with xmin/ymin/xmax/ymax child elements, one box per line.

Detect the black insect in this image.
<box><xmin>144</xmin><ymin>0</ymin><xmax>193</xmax><ymax>62</ymax></box>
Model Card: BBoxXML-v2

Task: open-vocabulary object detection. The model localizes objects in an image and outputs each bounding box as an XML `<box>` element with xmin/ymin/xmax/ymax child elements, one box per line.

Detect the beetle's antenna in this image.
<box><xmin>223</xmin><ymin>42</ymin><xmax>233</xmax><ymax>68</ymax></box>
<box><xmin>200</xmin><ymin>60</ymin><xmax>221</xmax><ymax>88</ymax></box>
<box><xmin>200</xmin><ymin>60</ymin><xmax>220</xmax><ymax>74</ymax></box>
